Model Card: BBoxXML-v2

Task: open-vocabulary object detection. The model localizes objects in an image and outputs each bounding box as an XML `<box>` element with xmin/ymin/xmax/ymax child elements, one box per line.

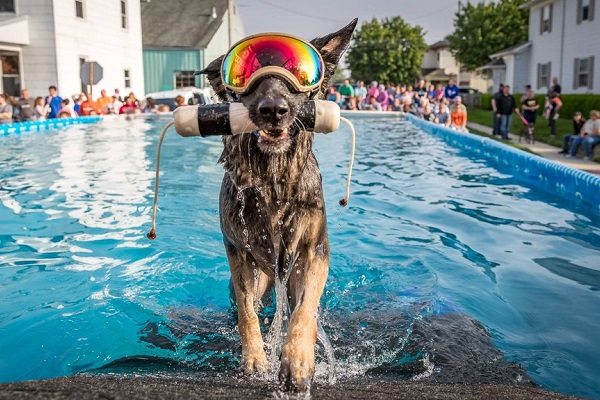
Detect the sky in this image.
<box><xmin>237</xmin><ymin>0</ymin><xmax>477</xmax><ymax>45</ymax></box>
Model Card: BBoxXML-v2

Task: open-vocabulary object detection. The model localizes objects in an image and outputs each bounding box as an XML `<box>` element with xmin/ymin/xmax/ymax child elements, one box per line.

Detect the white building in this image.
<box><xmin>0</xmin><ymin>0</ymin><xmax>144</xmax><ymax>99</ymax></box>
<box><xmin>481</xmin><ymin>0</ymin><xmax>598</xmax><ymax>94</ymax></box>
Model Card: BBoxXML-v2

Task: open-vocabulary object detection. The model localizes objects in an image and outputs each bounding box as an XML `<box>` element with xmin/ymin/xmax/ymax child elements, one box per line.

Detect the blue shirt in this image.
<box><xmin>444</xmin><ymin>85</ymin><xmax>459</xmax><ymax>100</ymax></box>
<box><xmin>46</xmin><ymin>95</ymin><xmax>63</xmax><ymax>119</ymax></box>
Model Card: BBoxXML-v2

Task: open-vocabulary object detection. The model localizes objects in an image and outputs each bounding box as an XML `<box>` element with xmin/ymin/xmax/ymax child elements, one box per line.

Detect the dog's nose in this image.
<box><xmin>257</xmin><ymin>97</ymin><xmax>289</xmax><ymax>120</ymax></box>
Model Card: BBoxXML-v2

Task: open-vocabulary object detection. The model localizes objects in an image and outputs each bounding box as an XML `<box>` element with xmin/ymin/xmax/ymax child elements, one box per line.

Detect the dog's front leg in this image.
<box><xmin>228</xmin><ymin>251</ymin><xmax>269</xmax><ymax>375</ymax></box>
<box><xmin>279</xmin><ymin>247</ymin><xmax>329</xmax><ymax>391</ymax></box>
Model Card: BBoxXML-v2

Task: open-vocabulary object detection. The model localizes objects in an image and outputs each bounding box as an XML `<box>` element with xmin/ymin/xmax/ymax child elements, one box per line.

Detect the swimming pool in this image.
<box><xmin>1</xmin><ymin>116</ymin><xmax>599</xmax><ymax>399</ymax></box>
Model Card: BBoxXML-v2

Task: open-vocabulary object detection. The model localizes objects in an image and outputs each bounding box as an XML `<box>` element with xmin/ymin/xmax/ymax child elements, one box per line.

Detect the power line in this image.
<box><xmin>252</xmin><ymin>0</ymin><xmax>348</xmax><ymax>23</ymax></box>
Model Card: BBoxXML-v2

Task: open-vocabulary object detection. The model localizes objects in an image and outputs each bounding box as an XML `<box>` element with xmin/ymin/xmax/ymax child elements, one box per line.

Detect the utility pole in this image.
<box><xmin>228</xmin><ymin>0</ymin><xmax>233</xmax><ymax>48</ymax></box>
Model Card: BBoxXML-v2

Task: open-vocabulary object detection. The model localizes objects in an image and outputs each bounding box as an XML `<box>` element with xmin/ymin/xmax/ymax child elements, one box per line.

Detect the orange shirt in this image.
<box><xmin>79</xmin><ymin>100</ymin><xmax>102</xmax><ymax>116</ymax></box>
<box><xmin>450</xmin><ymin>104</ymin><xmax>467</xmax><ymax>127</ymax></box>
<box><xmin>97</xmin><ymin>96</ymin><xmax>113</xmax><ymax>114</ymax></box>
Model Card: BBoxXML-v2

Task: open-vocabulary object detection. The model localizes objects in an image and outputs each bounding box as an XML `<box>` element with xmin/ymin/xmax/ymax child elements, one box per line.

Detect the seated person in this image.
<box><xmin>390</xmin><ymin>98</ymin><xmax>403</xmax><ymax>112</ymax></box>
<box><xmin>363</xmin><ymin>95</ymin><xmax>382</xmax><ymax>111</ymax></box>
<box><xmin>449</xmin><ymin>96</ymin><xmax>468</xmax><ymax>131</ymax></box>
<box><xmin>567</xmin><ymin>110</ymin><xmax>600</xmax><ymax>160</ymax></box>
<box><xmin>434</xmin><ymin>103</ymin><xmax>450</xmax><ymax>126</ymax></box>
<box><xmin>559</xmin><ymin>112</ymin><xmax>585</xmax><ymax>154</ymax></box>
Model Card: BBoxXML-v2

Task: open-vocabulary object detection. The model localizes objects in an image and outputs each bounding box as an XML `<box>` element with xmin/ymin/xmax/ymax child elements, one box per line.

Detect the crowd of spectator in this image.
<box><xmin>0</xmin><ymin>85</ymin><xmax>173</xmax><ymax>124</ymax></box>
<box><xmin>325</xmin><ymin>78</ymin><xmax>469</xmax><ymax>131</ymax></box>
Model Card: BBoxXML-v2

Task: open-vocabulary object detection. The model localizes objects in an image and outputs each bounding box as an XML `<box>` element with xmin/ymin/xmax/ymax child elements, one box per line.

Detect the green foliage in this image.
<box><xmin>346</xmin><ymin>17</ymin><xmax>428</xmax><ymax>85</ymax></box>
<box><xmin>557</xmin><ymin>94</ymin><xmax>600</xmax><ymax>117</ymax></box>
<box><xmin>447</xmin><ymin>0</ymin><xmax>529</xmax><ymax>71</ymax></box>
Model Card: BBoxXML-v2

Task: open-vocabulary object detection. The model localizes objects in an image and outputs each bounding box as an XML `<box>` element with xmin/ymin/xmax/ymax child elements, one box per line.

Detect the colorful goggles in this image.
<box><xmin>221</xmin><ymin>33</ymin><xmax>325</xmax><ymax>94</ymax></box>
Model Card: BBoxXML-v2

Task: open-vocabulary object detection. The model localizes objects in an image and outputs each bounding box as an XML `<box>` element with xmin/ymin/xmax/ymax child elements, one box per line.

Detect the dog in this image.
<box><xmin>519</xmin><ymin>123</ymin><xmax>536</xmax><ymax>144</ymax></box>
<box><xmin>198</xmin><ymin>19</ymin><xmax>357</xmax><ymax>391</ymax></box>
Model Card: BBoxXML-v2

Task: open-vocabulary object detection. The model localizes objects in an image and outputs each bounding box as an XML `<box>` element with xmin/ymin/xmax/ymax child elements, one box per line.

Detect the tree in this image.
<box><xmin>346</xmin><ymin>17</ymin><xmax>428</xmax><ymax>85</ymax></box>
<box><xmin>447</xmin><ymin>0</ymin><xmax>529</xmax><ymax>71</ymax></box>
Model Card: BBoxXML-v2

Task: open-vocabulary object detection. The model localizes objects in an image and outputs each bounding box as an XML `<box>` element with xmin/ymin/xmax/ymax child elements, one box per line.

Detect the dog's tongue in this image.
<box><xmin>258</xmin><ymin>128</ymin><xmax>290</xmax><ymax>143</ymax></box>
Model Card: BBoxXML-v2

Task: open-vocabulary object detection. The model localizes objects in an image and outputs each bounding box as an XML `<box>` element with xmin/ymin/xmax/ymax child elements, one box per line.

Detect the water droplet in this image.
<box><xmin>267</xmin><ymin>249</ymin><xmax>272</xmax><ymax>254</ymax></box>
<box><xmin>290</xmin><ymin>228</ymin><xmax>294</xmax><ymax>233</ymax></box>
<box><xmin>278</xmin><ymin>220</ymin><xmax>283</xmax><ymax>225</ymax></box>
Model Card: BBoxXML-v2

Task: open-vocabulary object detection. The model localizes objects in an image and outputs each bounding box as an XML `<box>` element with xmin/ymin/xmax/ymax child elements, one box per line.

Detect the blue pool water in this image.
<box><xmin>1</xmin><ymin>116</ymin><xmax>599</xmax><ymax>398</ymax></box>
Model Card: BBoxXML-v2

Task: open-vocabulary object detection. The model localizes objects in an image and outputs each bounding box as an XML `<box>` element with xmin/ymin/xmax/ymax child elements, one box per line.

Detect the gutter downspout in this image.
<box><xmin>559</xmin><ymin>0</ymin><xmax>566</xmax><ymax>84</ymax></box>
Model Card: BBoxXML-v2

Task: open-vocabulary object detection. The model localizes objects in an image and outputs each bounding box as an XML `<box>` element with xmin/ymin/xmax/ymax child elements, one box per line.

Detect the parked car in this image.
<box><xmin>144</xmin><ymin>87</ymin><xmax>214</xmax><ymax>111</ymax></box>
<box><xmin>458</xmin><ymin>86</ymin><xmax>480</xmax><ymax>94</ymax></box>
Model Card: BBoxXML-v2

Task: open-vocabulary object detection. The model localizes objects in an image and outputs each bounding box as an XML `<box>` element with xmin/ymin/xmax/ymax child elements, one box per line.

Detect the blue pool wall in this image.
<box><xmin>407</xmin><ymin>114</ymin><xmax>600</xmax><ymax>211</ymax></box>
<box><xmin>0</xmin><ymin>116</ymin><xmax>102</xmax><ymax>135</ymax></box>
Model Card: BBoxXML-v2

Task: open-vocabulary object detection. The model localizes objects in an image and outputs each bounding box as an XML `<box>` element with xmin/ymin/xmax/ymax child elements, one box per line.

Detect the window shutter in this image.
<box><xmin>537</xmin><ymin>63</ymin><xmax>541</xmax><ymax>88</ymax></box>
<box><xmin>540</xmin><ymin>7</ymin><xmax>544</xmax><ymax>34</ymax></box>
<box><xmin>577</xmin><ymin>0</ymin><xmax>582</xmax><ymax>24</ymax></box>
<box><xmin>549</xmin><ymin>4</ymin><xmax>553</xmax><ymax>32</ymax></box>
<box><xmin>591</xmin><ymin>0</ymin><xmax>596</xmax><ymax>21</ymax></box>
<box><xmin>589</xmin><ymin>56</ymin><xmax>595</xmax><ymax>90</ymax></box>
<box><xmin>574</xmin><ymin>58</ymin><xmax>580</xmax><ymax>89</ymax></box>
<box><xmin>548</xmin><ymin>62</ymin><xmax>552</xmax><ymax>87</ymax></box>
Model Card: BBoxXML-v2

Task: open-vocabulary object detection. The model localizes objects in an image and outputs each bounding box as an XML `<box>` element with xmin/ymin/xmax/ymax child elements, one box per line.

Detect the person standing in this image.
<box><xmin>444</xmin><ymin>79</ymin><xmax>459</xmax><ymax>101</ymax></box>
<box><xmin>548</xmin><ymin>77</ymin><xmax>562</xmax><ymax>96</ymax></box>
<box><xmin>520</xmin><ymin>85</ymin><xmax>539</xmax><ymax>124</ymax></box>
<box><xmin>44</xmin><ymin>86</ymin><xmax>62</xmax><ymax>119</ymax></box>
<box><xmin>96</xmin><ymin>89</ymin><xmax>113</xmax><ymax>115</ymax></box>
<box><xmin>16</xmin><ymin>89</ymin><xmax>35</xmax><ymax>122</ymax></box>
<box><xmin>491</xmin><ymin>83</ymin><xmax>504</xmax><ymax>135</ymax></box>
<box><xmin>495</xmin><ymin>85</ymin><xmax>517</xmax><ymax>140</ymax></box>
<box><xmin>0</xmin><ymin>94</ymin><xmax>13</xmax><ymax>124</ymax></box>
<box><xmin>547</xmin><ymin>92</ymin><xmax>562</xmax><ymax>137</ymax></box>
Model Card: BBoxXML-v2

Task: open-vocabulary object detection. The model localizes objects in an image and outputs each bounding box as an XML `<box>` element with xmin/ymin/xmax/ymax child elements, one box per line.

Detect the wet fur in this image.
<box><xmin>200</xmin><ymin>19</ymin><xmax>357</xmax><ymax>391</ymax></box>
<box><xmin>519</xmin><ymin>123</ymin><xmax>536</xmax><ymax>144</ymax></box>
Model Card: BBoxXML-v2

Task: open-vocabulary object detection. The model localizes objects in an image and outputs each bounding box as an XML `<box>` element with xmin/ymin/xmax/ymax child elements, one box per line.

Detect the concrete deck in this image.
<box><xmin>467</xmin><ymin>122</ymin><xmax>600</xmax><ymax>176</ymax></box>
<box><xmin>0</xmin><ymin>374</ymin><xmax>581</xmax><ymax>400</ymax></box>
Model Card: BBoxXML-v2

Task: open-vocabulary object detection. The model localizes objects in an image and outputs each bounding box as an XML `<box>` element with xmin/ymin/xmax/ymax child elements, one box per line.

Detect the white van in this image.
<box><xmin>144</xmin><ymin>87</ymin><xmax>214</xmax><ymax>111</ymax></box>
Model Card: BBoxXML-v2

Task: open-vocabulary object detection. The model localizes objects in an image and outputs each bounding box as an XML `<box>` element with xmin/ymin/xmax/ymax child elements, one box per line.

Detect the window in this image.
<box><xmin>540</xmin><ymin>4</ymin><xmax>552</xmax><ymax>34</ymax></box>
<box><xmin>1</xmin><ymin>52</ymin><xmax>21</xmax><ymax>96</ymax></box>
<box><xmin>175</xmin><ymin>71</ymin><xmax>196</xmax><ymax>88</ymax></box>
<box><xmin>124</xmin><ymin>69</ymin><xmax>131</xmax><ymax>88</ymax></box>
<box><xmin>573</xmin><ymin>56</ymin><xmax>595</xmax><ymax>90</ymax></box>
<box><xmin>537</xmin><ymin>62</ymin><xmax>551</xmax><ymax>89</ymax></box>
<box><xmin>577</xmin><ymin>0</ymin><xmax>595</xmax><ymax>23</ymax></box>
<box><xmin>121</xmin><ymin>0</ymin><xmax>128</xmax><ymax>29</ymax></box>
<box><xmin>0</xmin><ymin>0</ymin><xmax>15</xmax><ymax>12</ymax></box>
<box><xmin>75</xmin><ymin>0</ymin><xmax>85</xmax><ymax>19</ymax></box>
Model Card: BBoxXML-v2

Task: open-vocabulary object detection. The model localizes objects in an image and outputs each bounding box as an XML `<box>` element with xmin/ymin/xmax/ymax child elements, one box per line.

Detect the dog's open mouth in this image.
<box><xmin>257</xmin><ymin>128</ymin><xmax>292</xmax><ymax>143</ymax></box>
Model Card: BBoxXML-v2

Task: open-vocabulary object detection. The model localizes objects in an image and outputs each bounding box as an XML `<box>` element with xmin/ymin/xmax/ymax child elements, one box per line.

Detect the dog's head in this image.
<box><xmin>199</xmin><ymin>19</ymin><xmax>357</xmax><ymax>155</ymax></box>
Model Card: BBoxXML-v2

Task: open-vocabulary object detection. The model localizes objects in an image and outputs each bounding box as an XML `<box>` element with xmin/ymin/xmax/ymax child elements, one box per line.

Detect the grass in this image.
<box><xmin>467</xmin><ymin>108</ymin><xmax>572</xmax><ymax>148</ymax></box>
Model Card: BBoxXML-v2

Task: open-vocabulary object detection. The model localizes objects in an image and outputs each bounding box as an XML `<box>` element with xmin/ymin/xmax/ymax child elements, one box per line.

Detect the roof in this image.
<box><xmin>520</xmin><ymin>0</ymin><xmax>556</xmax><ymax>10</ymax></box>
<box><xmin>489</xmin><ymin>42</ymin><xmax>531</xmax><ymax>59</ymax></box>
<box><xmin>422</xmin><ymin>68</ymin><xmax>452</xmax><ymax>80</ymax></box>
<box><xmin>428</xmin><ymin>40</ymin><xmax>449</xmax><ymax>51</ymax></box>
<box><xmin>477</xmin><ymin>58</ymin><xmax>506</xmax><ymax>71</ymax></box>
<box><xmin>141</xmin><ymin>0</ymin><xmax>227</xmax><ymax>49</ymax></box>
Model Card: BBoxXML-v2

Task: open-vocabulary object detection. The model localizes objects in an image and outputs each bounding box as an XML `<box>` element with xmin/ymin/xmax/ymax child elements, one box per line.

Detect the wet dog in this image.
<box><xmin>519</xmin><ymin>123</ymin><xmax>536</xmax><ymax>144</ymax></box>
<box><xmin>199</xmin><ymin>19</ymin><xmax>357</xmax><ymax>391</ymax></box>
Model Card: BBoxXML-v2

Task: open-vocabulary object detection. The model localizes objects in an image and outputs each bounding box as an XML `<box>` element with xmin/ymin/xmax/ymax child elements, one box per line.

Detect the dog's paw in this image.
<box><xmin>242</xmin><ymin>351</ymin><xmax>269</xmax><ymax>375</ymax></box>
<box><xmin>278</xmin><ymin>341</ymin><xmax>315</xmax><ymax>392</ymax></box>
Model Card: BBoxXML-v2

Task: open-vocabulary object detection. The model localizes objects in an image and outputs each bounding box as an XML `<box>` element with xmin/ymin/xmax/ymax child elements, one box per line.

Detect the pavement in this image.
<box><xmin>467</xmin><ymin>122</ymin><xmax>600</xmax><ymax>176</ymax></box>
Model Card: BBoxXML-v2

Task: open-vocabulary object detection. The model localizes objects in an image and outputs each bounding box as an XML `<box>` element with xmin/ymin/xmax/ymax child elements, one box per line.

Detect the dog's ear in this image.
<box><xmin>196</xmin><ymin>55</ymin><xmax>229</xmax><ymax>102</ymax></box>
<box><xmin>311</xmin><ymin>18</ymin><xmax>358</xmax><ymax>97</ymax></box>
